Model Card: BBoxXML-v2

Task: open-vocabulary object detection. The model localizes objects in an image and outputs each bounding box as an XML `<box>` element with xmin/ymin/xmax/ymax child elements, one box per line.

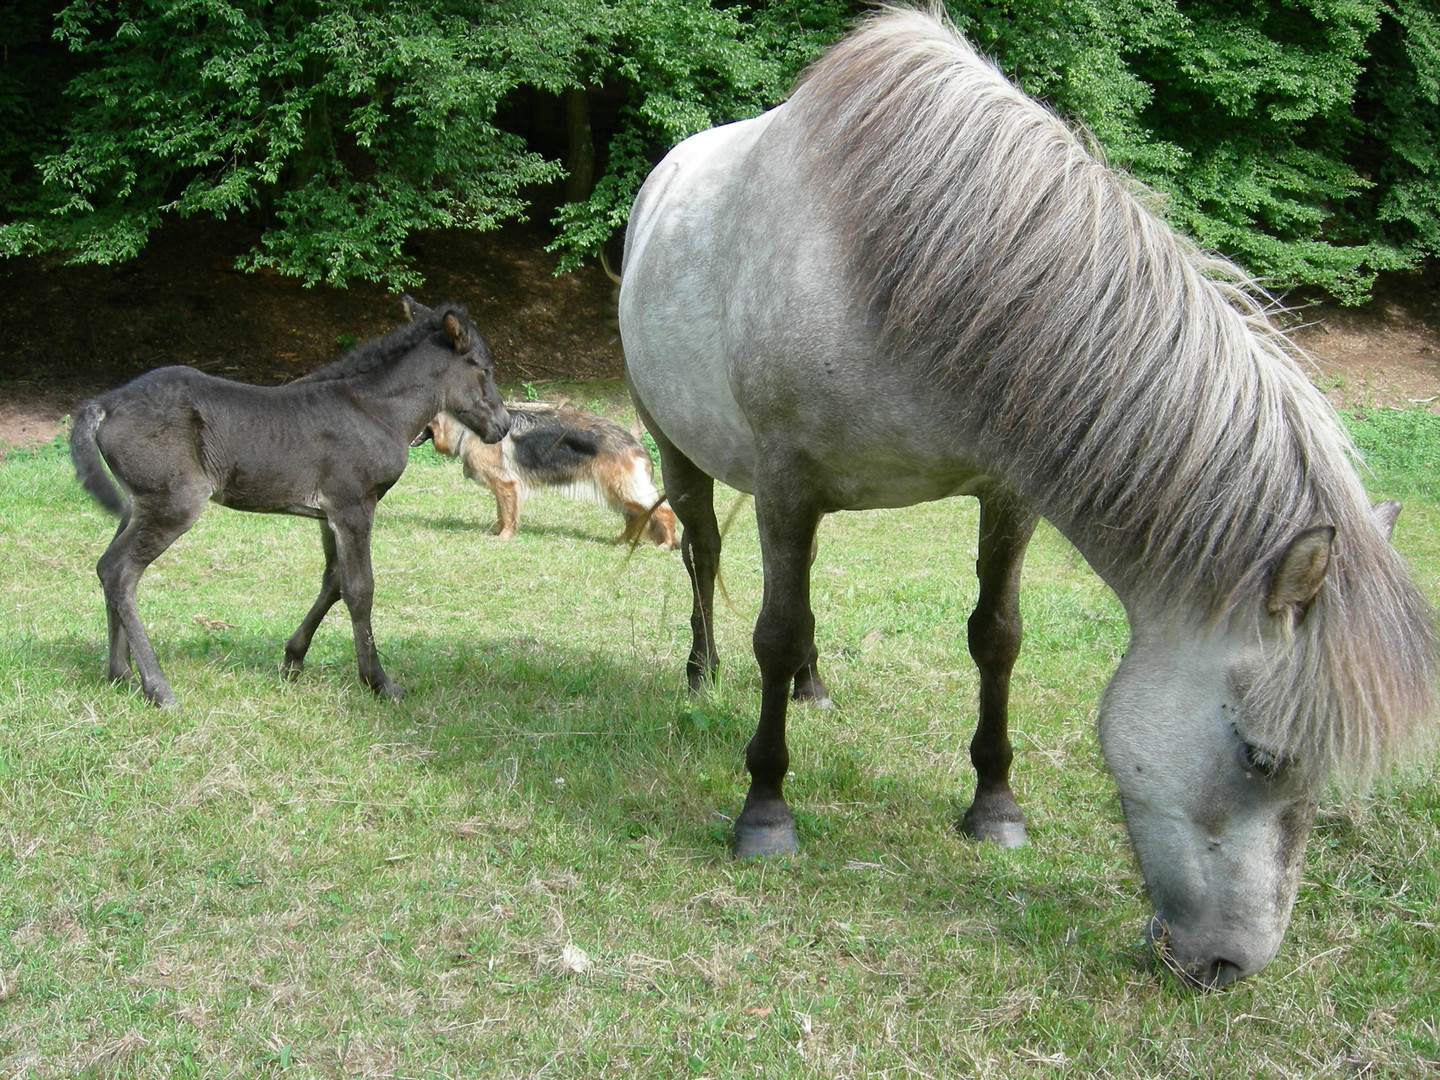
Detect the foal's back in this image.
<box><xmin>93</xmin><ymin>365</ymin><xmax>407</xmax><ymax>516</ymax></box>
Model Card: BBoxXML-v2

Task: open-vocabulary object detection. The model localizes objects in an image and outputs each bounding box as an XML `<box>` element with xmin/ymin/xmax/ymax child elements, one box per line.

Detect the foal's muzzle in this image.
<box><xmin>459</xmin><ymin>402</ymin><xmax>510</xmax><ymax>444</ymax></box>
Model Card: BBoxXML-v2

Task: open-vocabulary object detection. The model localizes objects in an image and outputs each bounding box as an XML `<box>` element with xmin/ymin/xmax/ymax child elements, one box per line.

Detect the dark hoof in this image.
<box><xmin>733</xmin><ymin>820</ymin><xmax>800</xmax><ymax>860</ymax></box>
<box><xmin>281</xmin><ymin>663</ymin><xmax>302</xmax><ymax>683</ymax></box>
<box><xmin>143</xmin><ymin>685</ymin><xmax>178</xmax><ymax>709</ymax></box>
<box><xmin>959</xmin><ymin>816</ymin><xmax>1027</xmax><ymax>849</ymax></box>
<box><xmin>372</xmin><ymin>680</ymin><xmax>405</xmax><ymax>702</ymax></box>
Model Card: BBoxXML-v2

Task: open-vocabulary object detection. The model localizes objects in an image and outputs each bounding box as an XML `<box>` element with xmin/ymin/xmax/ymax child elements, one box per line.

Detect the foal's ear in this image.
<box><xmin>1265</xmin><ymin>526</ymin><xmax>1335</xmax><ymax>618</ymax></box>
<box><xmin>442</xmin><ymin>312</ymin><xmax>473</xmax><ymax>353</ymax></box>
<box><xmin>401</xmin><ymin>295</ymin><xmax>431</xmax><ymax>322</ymax></box>
<box><xmin>1372</xmin><ymin>500</ymin><xmax>1402</xmax><ymax>542</ymax></box>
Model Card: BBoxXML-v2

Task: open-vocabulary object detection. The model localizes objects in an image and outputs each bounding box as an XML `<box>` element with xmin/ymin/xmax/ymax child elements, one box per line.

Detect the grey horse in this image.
<box><xmin>618</xmin><ymin>9</ymin><xmax>1437</xmax><ymax>987</ymax></box>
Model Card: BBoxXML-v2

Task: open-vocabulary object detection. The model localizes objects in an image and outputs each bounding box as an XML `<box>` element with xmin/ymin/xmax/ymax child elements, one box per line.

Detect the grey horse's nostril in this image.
<box><xmin>1199</xmin><ymin>959</ymin><xmax>1246</xmax><ymax>990</ymax></box>
<box><xmin>1146</xmin><ymin>917</ymin><xmax>1249</xmax><ymax>990</ymax></box>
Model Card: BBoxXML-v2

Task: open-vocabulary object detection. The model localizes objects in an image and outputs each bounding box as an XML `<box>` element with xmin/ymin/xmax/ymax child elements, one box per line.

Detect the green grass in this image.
<box><xmin>0</xmin><ymin>395</ymin><xmax>1437</xmax><ymax>1078</ymax></box>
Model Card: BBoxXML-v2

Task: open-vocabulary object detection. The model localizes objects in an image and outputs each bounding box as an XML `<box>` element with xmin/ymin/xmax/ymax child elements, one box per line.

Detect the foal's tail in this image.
<box><xmin>70</xmin><ymin>401</ymin><xmax>126</xmax><ymax>517</ymax></box>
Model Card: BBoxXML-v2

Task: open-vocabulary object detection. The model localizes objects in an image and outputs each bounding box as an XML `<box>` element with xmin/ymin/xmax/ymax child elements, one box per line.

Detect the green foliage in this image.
<box><xmin>1</xmin><ymin>0</ymin><xmax>1436</xmax><ymax>298</ymax></box>
<box><xmin>947</xmin><ymin>0</ymin><xmax>1439</xmax><ymax>301</ymax></box>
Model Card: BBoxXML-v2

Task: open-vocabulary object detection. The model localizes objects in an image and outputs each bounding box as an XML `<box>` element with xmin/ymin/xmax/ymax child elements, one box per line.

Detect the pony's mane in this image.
<box><xmin>791</xmin><ymin>7</ymin><xmax>1437</xmax><ymax>778</ymax></box>
<box><xmin>300</xmin><ymin>303</ymin><xmax>469</xmax><ymax>383</ymax></box>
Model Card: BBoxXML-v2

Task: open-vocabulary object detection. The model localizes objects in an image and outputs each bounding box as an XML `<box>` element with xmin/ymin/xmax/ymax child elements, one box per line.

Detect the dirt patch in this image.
<box><xmin>1287</xmin><ymin>271</ymin><xmax>1440</xmax><ymax>413</ymax></box>
<box><xmin>1</xmin><ymin>222</ymin><xmax>1437</xmax><ymax>452</ymax></box>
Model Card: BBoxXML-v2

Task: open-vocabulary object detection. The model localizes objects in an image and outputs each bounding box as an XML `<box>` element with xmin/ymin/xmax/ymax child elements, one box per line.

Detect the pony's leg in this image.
<box><xmin>326</xmin><ymin>502</ymin><xmax>403</xmax><ymax>701</ymax></box>
<box><xmin>734</xmin><ymin>485</ymin><xmax>824</xmax><ymax>859</ymax></box>
<box><xmin>792</xmin><ymin>644</ymin><xmax>830</xmax><ymax>706</ymax></box>
<box><xmin>104</xmin><ymin>506</ymin><xmax>134</xmax><ymax>680</ymax></box>
<box><xmin>791</xmin><ymin>529</ymin><xmax>831</xmax><ymax>706</ymax></box>
<box><xmin>283</xmin><ymin>520</ymin><xmax>341</xmax><ymax>680</ymax></box>
<box><xmin>639</xmin><ymin>417</ymin><xmax>721</xmax><ymax>691</ymax></box>
<box><xmin>96</xmin><ymin>493</ymin><xmax>206</xmax><ymax>708</ymax></box>
<box><xmin>959</xmin><ymin>488</ymin><xmax>1038</xmax><ymax>849</ymax></box>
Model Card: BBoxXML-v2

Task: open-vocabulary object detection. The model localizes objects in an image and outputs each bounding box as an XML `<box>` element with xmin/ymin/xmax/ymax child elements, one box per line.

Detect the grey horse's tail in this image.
<box><xmin>70</xmin><ymin>401</ymin><xmax>125</xmax><ymax>517</ymax></box>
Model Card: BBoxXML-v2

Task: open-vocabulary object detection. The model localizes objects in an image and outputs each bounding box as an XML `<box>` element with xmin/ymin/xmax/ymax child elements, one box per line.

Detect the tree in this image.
<box><xmin>1</xmin><ymin>0</ymin><xmax>1435</xmax><ymax>301</ymax></box>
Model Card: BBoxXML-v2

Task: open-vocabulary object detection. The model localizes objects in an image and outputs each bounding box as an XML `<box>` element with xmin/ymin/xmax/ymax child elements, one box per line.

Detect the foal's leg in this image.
<box><xmin>283</xmin><ymin>520</ymin><xmax>342</xmax><ymax>680</ymax></box>
<box><xmin>638</xmin><ymin>417</ymin><xmax>721</xmax><ymax>691</ymax></box>
<box><xmin>733</xmin><ymin>480</ymin><xmax>824</xmax><ymax>859</ymax></box>
<box><xmin>97</xmin><ymin>490</ymin><xmax>207</xmax><ymax>708</ymax></box>
<box><xmin>103</xmin><ymin>505</ymin><xmax>134</xmax><ymax>680</ymax></box>
<box><xmin>325</xmin><ymin>500</ymin><xmax>403</xmax><ymax>701</ymax></box>
<box><xmin>959</xmin><ymin>488</ymin><xmax>1038</xmax><ymax>849</ymax></box>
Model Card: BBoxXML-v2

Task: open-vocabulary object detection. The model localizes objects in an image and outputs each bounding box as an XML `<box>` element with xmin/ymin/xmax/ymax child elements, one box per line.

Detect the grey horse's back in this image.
<box><xmin>70</xmin><ymin>400</ymin><xmax>125</xmax><ymax>516</ymax></box>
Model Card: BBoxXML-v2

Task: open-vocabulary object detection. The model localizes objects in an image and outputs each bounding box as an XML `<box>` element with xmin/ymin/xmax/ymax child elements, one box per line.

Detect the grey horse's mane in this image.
<box><xmin>791</xmin><ymin>7</ymin><xmax>1437</xmax><ymax>778</ymax></box>
<box><xmin>302</xmin><ymin>303</ymin><xmax>470</xmax><ymax>384</ymax></box>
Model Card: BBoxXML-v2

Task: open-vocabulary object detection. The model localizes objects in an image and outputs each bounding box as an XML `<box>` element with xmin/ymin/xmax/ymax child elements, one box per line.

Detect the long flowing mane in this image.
<box><xmin>300</xmin><ymin>303</ymin><xmax>468</xmax><ymax>383</ymax></box>
<box><xmin>790</xmin><ymin>7</ymin><xmax>1437</xmax><ymax>778</ymax></box>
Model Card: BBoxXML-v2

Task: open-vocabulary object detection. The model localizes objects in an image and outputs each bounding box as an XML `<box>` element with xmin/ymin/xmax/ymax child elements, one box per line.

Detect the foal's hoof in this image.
<box><xmin>372</xmin><ymin>680</ymin><xmax>405</xmax><ymax>702</ymax></box>
<box><xmin>733</xmin><ymin>819</ymin><xmax>801</xmax><ymax>860</ymax></box>
<box><xmin>959</xmin><ymin>816</ymin><xmax>1028</xmax><ymax>849</ymax></box>
<box><xmin>133</xmin><ymin>677</ymin><xmax>177</xmax><ymax>708</ymax></box>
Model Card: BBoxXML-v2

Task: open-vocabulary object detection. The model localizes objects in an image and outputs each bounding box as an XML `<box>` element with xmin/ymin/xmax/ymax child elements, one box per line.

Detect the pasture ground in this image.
<box><xmin>0</xmin><ymin>375</ymin><xmax>1438</xmax><ymax>1077</ymax></box>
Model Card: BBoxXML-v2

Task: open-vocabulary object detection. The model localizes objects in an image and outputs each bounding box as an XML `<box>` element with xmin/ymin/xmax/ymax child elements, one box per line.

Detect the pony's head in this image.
<box><xmin>1099</xmin><ymin>504</ymin><xmax>1428</xmax><ymax>987</ymax></box>
<box><xmin>402</xmin><ymin>296</ymin><xmax>510</xmax><ymax>445</ymax></box>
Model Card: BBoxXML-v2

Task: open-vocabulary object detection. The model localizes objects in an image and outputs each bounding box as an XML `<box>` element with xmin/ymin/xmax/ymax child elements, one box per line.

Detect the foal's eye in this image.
<box><xmin>1239</xmin><ymin>741</ymin><xmax>1283</xmax><ymax>780</ymax></box>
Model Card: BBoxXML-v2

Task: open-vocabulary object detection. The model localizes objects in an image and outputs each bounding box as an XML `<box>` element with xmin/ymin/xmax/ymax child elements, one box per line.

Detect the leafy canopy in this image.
<box><xmin>1</xmin><ymin>0</ymin><xmax>1435</xmax><ymax>300</ymax></box>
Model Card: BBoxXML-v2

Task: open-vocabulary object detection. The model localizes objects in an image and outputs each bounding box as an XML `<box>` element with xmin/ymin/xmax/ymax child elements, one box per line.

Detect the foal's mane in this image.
<box><xmin>301</xmin><ymin>303</ymin><xmax>469</xmax><ymax>383</ymax></box>
<box><xmin>791</xmin><ymin>7</ymin><xmax>1437</xmax><ymax>777</ymax></box>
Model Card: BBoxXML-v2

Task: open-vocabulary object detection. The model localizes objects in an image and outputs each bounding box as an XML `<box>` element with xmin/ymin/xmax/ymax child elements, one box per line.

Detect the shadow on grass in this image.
<box><xmin>387</xmin><ymin>509</ymin><xmax>648</xmax><ymax>547</ymax></box>
<box><xmin>12</xmin><ymin>627</ymin><xmax>1151</xmax><ymax>980</ymax></box>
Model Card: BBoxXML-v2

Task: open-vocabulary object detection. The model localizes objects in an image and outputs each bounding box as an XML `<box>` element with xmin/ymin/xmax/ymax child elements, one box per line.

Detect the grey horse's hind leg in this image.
<box><xmin>733</xmin><ymin>474</ymin><xmax>824</xmax><ymax>859</ymax></box>
<box><xmin>96</xmin><ymin>490</ymin><xmax>207</xmax><ymax>708</ymax></box>
<box><xmin>635</xmin><ymin>411</ymin><xmax>722</xmax><ymax>692</ymax></box>
<box><xmin>790</xmin><ymin>529</ymin><xmax>831</xmax><ymax>707</ymax></box>
<box><xmin>959</xmin><ymin>488</ymin><xmax>1038</xmax><ymax>849</ymax></box>
<box><xmin>283</xmin><ymin>519</ymin><xmax>342</xmax><ymax>681</ymax></box>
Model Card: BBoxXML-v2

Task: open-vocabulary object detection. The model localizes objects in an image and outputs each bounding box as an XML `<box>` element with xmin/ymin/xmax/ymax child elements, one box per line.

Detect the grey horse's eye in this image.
<box><xmin>1239</xmin><ymin>741</ymin><xmax>1283</xmax><ymax>780</ymax></box>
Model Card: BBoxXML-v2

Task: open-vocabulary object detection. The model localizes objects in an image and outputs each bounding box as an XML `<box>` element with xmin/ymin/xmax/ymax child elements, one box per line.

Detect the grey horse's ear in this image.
<box><xmin>442</xmin><ymin>312</ymin><xmax>473</xmax><ymax>352</ymax></box>
<box><xmin>1266</xmin><ymin>526</ymin><xmax>1335</xmax><ymax>617</ymax></box>
<box><xmin>401</xmin><ymin>295</ymin><xmax>431</xmax><ymax>322</ymax></box>
<box><xmin>1373</xmin><ymin>500</ymin><xmax>1402</xmax><ymax>542</ymax></box>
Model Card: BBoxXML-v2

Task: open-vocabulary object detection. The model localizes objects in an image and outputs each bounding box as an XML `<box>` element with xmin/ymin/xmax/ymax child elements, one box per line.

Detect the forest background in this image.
<box><xmin>1</xmin><ymin>0</ymin><xmax>1438</xmax><ymax>306</ymax></box>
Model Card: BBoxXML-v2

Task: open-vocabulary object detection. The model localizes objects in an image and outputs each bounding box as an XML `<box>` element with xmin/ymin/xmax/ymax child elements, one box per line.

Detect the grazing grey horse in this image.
<box><xmin>619</xmin><ymin>9</ymin><xmax>1437</xmax><ymax>987</ymax></box>
<box><xmin>71</xmin><ymin>301</ymin><xmax>509</xmax><ymax>707</ymax></box>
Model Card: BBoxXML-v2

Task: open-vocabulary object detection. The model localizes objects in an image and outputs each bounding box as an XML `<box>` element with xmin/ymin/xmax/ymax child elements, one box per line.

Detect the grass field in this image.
<box><xmin>1</xmin><ymin>383</ymin><xmax>1437</xmax><ymax>1078</ymax></box>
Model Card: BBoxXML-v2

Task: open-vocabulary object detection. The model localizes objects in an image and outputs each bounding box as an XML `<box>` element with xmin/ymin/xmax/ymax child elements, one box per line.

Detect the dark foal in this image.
<box><xmin>70</xmin><ymin>301</ymin><xmax>509</xmax><ymax>707</ymax></box>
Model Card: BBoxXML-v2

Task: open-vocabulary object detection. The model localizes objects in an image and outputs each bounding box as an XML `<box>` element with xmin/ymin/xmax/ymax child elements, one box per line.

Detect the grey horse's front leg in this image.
<box><xmin>326</xmin><ymin>502</ymin><xmax>403</xmax><ymax>701</ymax></box>
<box><xmin>733</xmin><ymin>478</ymin><xmax>824</xmax><ymax>860</ymax></box>
<box><xmin>959</xmin><ymin>487</ymin><xmax>1038</xmax><ymax>848</ymax></box>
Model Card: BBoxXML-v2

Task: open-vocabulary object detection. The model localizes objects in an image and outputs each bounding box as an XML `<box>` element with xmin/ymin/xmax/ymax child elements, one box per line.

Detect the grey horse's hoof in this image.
<box><xmin>733</xmin><ymin>820</ymin><xmax>800</xmax><ymax>860</ymax></box>
<box><xmin>960</xmin><ymin>817</ymin><xmax>1028</xmax><ymax>849</ymax></box>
